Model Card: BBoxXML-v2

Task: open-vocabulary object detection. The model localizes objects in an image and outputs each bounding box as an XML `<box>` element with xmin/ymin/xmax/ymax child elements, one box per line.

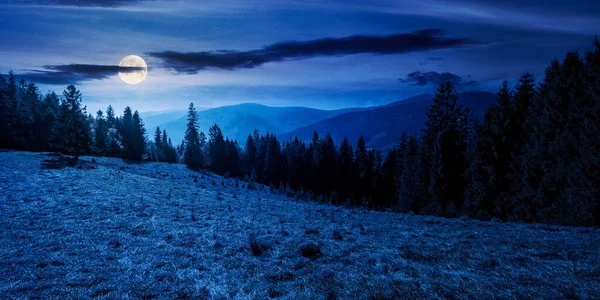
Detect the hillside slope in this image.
<box><xmin>280</xmin><ymin>91</ymin><xmax>496</xmax><ymax>150</ymax></box>
<box><xmin>1</xmin><ymin>152</ymin><xmax>598</xmax><ymax>299</ymax></box>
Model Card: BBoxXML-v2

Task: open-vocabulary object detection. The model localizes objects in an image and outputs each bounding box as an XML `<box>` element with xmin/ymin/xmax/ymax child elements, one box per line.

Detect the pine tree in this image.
<box><xmin>93</xmin><ymin>110</ymin><xmax>108</xmax><ymax>155</ymax></box>
<box><xmin>467</xmin><ymin>81</ymin><xmax>513</xmax><ymax>220</ymax></box>
<box><xmin>265</xmin><ymin>134</ymin><xmax>283</xmax><ymax>186</ymax></box>
<box><xmin>422</xmin><ymin>81</ymin><xmax>470</xmax><ymax>217</ymax></box>
<box><xmin>398</xmin><ymin>136</ymin><xmax>422</xmax><ymax>212</ymax></box>
<box><xmin>153</xmin><ymin>126</ymin><xmax>163</xmax><ymax>161</ymax></box>
<box><xmin>131</xmin><ymin>111</ymin><xmax>146</xmax><ymax>160</ymax></box>
<box><xmin>120</xmin><ymin>107</ymin><xmax>134</xmax><ymax>159</ymax></box>
<box><xmin>208</xmin><ymin>124</ymin><xmax>226</xmax><ymax>174</ymax></box>
<box><xmin>50</xmin><ymin>85</ymin><xmax>90</xmax><ymax>159</ymax></box>
<box><xmin>38</xmin><ymin>92</ymin><xmax>60</xmax><ymax>151</ymax></box>
<box><xmin>245</xmin><ymin>134</ymin><xmax>257</xmax><ymax>174</ymax></box>
<box><xmin>184</xmin><ymin>102</ymin><xmax>203</xmax><ymax>170</ymax></box>
<box><xmin>225</xmin><ymin>139</ymin><xmax>241</xmax><ymax>176</ymax></box>
<box><xmin>354</xmin><ymin>135</ymin><xmax>371</xmax><ymax>206</ymax></box>
<box><xmin>514</xmin><ymin>50</ymin><xmax>599</xmax><ymax>225</ymax></box>
<box><xmin>0</xmin><ymin>74</ymin><xmax>8</xmax><ymax>148</ymax></box>
<box><xmin>317</xmin><ymin>133</ymin><xmax>337</xmax><ymax>197</ymax></box>
<box><xmin>337</xmin><ymin>136</ymin><xmax>354</xmax><ymax>203</ymax></box>
<box><xmin>380</xmin><ymin>147</ymin><xmax>399</xmax><ymax>208</ymax></box>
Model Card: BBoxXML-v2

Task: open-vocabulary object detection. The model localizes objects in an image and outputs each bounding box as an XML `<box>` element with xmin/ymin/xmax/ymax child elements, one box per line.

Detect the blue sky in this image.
<box><xmin>1</xmin><ymin>0</ymin><xmax>598</xmax><ymax>114</ymax></box>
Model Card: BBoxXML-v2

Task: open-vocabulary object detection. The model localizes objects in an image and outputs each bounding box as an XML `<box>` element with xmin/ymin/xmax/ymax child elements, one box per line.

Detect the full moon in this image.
<box><xmin>118</xmin><ymin>55</ymin><xmax>147</xmax><ymax>85</ymax></box>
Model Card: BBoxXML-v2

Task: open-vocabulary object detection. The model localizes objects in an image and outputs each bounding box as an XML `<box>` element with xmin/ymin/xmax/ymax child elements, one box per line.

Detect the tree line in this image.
<box><xmin>0</xmin><ymin>78</ymin><xmax>176</xmax><ymax>162</ymax></box>
<box><xmin>1</xmin><ymin>39</ymin><xmax>598</xmax><ymax>226</ymax></box>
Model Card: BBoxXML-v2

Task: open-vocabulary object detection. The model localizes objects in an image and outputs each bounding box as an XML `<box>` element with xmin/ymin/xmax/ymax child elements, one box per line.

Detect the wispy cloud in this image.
<box><xmin>12</xmin><ymin>64</ymin><xmax>146</xmax><ymax>85</ymax></box>
<box><xmin>399</xmin><ymin>71</ymin><xmax>478</xmax><ymax>87</ymax></box>
<box><xmin>148</xmin><ymin>29</ymin><xmax>480</xmax><ymax>73</ymax></box>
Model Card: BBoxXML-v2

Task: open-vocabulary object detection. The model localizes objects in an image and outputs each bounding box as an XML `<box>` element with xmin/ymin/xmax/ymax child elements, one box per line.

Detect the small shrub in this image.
<box><xmin>333</xmin><ymin>230</ymin><xmax>343</xmax><ymax>241</ymax></box>
<box><xmin>305</xmin><ymin>228</ymin><xmax>319</xmax><ymax>235</ymax></box>
<box><xmin>268</xmin><ymin>271</ymin><xmax>295</xmax><ymax>282</ymax></box>
<box><xmin>108</xmin><ymin>240</ymin><xmax>122</xmax><ymax>248</ymax></box>
<box><xmin>300</xmin><ymin>243</ymin><xmax>323</xmax><ymax>260</ymax></box>
<box><xmin>268</xmin><ymin>289</ymin><xmax>283</xmax><ymax>298</ymax></box>
<box><xmin>249</xmin><ymin>234</ymin><xmax>271</xmax><ymax>256</ymax></box>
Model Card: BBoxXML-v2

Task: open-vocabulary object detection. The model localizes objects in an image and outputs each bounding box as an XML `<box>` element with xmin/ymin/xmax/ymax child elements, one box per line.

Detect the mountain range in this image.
<box><xmin>280</xmin><ymin>91</ymin><xmax>496</xmax><ymax>149</ymax></box>
<box><xmin>144</xmin><ymin>91</ymin><xmax>497</xmax><ymax>149</ymax></box>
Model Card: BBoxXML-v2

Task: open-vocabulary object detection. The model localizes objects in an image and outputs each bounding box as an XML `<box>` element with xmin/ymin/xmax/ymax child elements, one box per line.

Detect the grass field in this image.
<box><xmin>1</xmin><ymin>151</ymin><xmax>599</xmax><ymax>299</ymax></box>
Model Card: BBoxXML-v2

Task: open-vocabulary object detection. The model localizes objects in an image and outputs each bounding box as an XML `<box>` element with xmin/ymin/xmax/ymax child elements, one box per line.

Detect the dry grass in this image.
<box><xmin>0</xmin><ymin>151</ymin><xmax>599</xmax><ymax>299</ymax></box>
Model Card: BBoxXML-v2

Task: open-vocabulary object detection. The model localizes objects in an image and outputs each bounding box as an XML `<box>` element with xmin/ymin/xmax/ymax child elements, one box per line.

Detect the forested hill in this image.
<box><xmin>280</xmin><ymin>91</ymin><xmax>496</xmax><ymax>149</ymax></box>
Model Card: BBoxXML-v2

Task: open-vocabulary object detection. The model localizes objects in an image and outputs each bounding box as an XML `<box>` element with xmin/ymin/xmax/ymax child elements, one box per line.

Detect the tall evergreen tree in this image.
<box><xmin>120</xmin><ymin>106</ymin><xmax>134</xmax><ymax>159</ymax></box>
<box><xmin>93</xmin><ymin>110</ymin><xmax>108</xmax><ymax>155</ymax></box>
<box><xmin>131</xmin><ymin>110</ymin><xmax>146</xmax><ymax>160</ymax></box>
<box><xmin>39</xmin><ymin>91</ymin><xmax>60</xmax><ymax>150</ymax></box>
<box><xmin>50</xmin><ymin>85</ymin><xmax>90</xmax><ymax>159</ymax></box>
<box><xmin>353</xmin><ymin>135</ymin><xmax>371</xmax><ymax>206</ymax></box>
<box><xmin>317</xmin><ymin>133</ymin><xmax>337</xmax><ymax>196</ymax></box>
<box><xmin>208</xmin><ymin>124</ymin><xmax>226</xmax><ymax>174</ymax></box>
<box><xmin>467</xmin><ymin>81</ymin><xmax>513</xmax><ymax>220</ymax></box>
<box><xmin>422</xmin><ymin>81</ymin><xmax>470</xmax><ymax>217</ymax></box>
<box><xmin>245</xmin><ymin>134</ymin><xmax>257</xmax><ymax>174</ymax></box>
<box><xmin>337</xmin><ymin>137</ymin><xmax>354</xmax><ymax>203</ymax></box>
<box><xmin>398</xmin><ymin>136</ymin><xmax>422</xmax><ymax>212</ymax></box>
<box><xmin>153</xmin><ymin>126</ymin><xmax>163</xmax><ymax>161</ymax></box>
<box><xmin>184</xmin><ymin>102</ymin><xmax>203</xmax><ymax>170</ymax></box>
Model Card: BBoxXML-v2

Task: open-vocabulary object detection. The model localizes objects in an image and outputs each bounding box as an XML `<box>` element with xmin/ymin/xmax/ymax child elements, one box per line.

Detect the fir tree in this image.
<box><xmin>131</xmin><ymin>111</ymin><xmax>146</xmax><ymax>160</ymax></box>
<box><xmin>337</xmin><ymin>136</ymin><xmax>354</xmax><ymax>203</ymax></box>
<box><xmin>208</xmin><ymin>124</ymin><xmax>226</xmax><ymax>174</ymax></box>
<box><xmin>422</xmin><ymin>81</ymin><xmax>470</xmax><ymax>217</ymax></box>
<box><xmin>50</xmin><ymin>85</ymin><xmax>90</xmax><ymax>159</ymax></box>
<box><xmin>93</xmin><ymin>110</ymin><xmax>108</xmax><ymax>155</ymax></box>
<box><xmin>184</xmin><ymin>102</ymin><xmax>203</xmax><ymax>170</ymax></box>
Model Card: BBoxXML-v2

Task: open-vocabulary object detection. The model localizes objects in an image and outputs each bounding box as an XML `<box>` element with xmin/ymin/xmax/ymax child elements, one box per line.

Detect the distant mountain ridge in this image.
<box><xmin>147</xmin><ymin>91</ymin><xmax>496</xmax><ymax>150</ymax></box>
<box><xmin>279</xmin><ymin>91</ymin><xmax>497</xmax><ymax>150</ymax></box>
<box><xmin>153</xmin><ymin>103</ymin><xmax>370</xmax><ymax>144</ymax></box>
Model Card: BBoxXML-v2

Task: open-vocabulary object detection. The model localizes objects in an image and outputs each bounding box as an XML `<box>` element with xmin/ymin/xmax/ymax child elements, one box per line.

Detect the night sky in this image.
<box><xmin>1</xmin><ymin>0</ymin><xmax>598</xmax><ymax>114</ymax></box>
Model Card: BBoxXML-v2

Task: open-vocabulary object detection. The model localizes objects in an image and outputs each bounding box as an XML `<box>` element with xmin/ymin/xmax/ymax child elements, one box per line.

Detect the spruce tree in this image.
<box><xmin>50</xmin><ymin>85</ymin><xmax>90</xmax><ymax>160</ymax></box>
<box><xmin>131</xmin><ymin>111</ymin><xmax>146</xmax><ymax>160</ymax></box>
<box><xmin>337</xmin><ymin>137</ymin><xmax>354</xmax><ymax>203</ymax></box>
<box><xmin>120</xmin><ymin>107</ymin><xmax>134</xmax><ymax>159</ymax></box>
<box><xmin>245</xmin><ymin>134</ymin><xmax>257</xmax><ymax>174</ymax></box>
<box><xmin>154</xmin><ymin>126</ymin><xmax>163</xmax><ymax>161</ymax></box>
<box><xmin>39</xmin><ymin>92</ymin><xmax>60</xmax><ymax>150</ymax></box>
<box><xmin>354</xmin><ymin>135</ymin><xmax>371</xmax><ymax>206</ymax></box>
<box><xmin>184</xmin><ymin>102</ymin><xmax>203</xmax><ymax>170</ymax></box>
<box><xmin>398</xmin><ymin>136</ymin><xmax>422</xmax><ymax>212</ymax></box>
<box><xmin>422</xmin><ymin>81</ymin><xmax>470</xmax><ymax>217</ymax></box>
<box><xmin>208</xmin><ymin>124</ymin><xmax>226</xmax><ymax>174</ymax></box>
<box><xmin>93</xmin><ymin>110</ymin><xmax>108</xmax><ymax>155</ymax></box>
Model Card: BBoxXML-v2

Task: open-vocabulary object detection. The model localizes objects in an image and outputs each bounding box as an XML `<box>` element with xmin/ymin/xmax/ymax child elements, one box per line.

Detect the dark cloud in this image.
<box><xmin>148</xmin><ymin>29</ymin><xmax>480</xmax><ymax>73</ymax></box>
<box><xmin>13</xmin><ymin>64</ymin><xmax>146</xmax><ymax>85</ymax></box>
<box><xmin>5</xmin><ymin>0</ymin><xmax>143</xmax><ymax>7</ymax></box>
<box><xmin>399</xmin><ymin>71</ymin><xmax>478</xmax><ymax>87</ymax></box>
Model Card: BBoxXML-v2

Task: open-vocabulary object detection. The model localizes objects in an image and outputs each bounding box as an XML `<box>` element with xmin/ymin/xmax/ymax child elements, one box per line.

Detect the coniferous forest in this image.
<box><xmin>1</xmin><ymin>40</ymin><xmax>599</xmax><ymax>227</ymax></box>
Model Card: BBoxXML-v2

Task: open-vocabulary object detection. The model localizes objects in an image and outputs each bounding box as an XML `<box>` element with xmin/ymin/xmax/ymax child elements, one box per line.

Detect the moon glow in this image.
<box><xmin>118</xmin><ymin>55</ymin><xmax>147</xmax><ymax>85</ymax></box>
